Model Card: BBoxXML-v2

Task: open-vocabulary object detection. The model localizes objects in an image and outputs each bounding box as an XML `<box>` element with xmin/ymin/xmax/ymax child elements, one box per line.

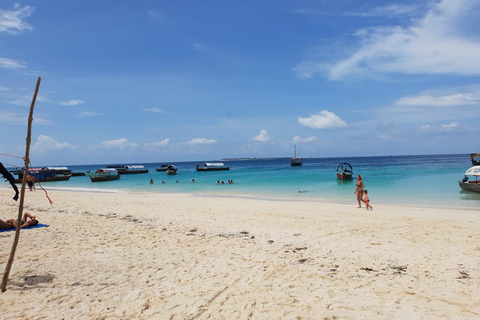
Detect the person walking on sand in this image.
<box><xmin>354</xmin><ymin>174</ymin><xmax>365</xmax><ymax>208</ymax></box>
<box><xmin>27</xmin><ymin>175</ymin><xmax>35</xmax><ymax>191</ymax></box>
<box><xmin>362</xmin><ymin>189</ymin><xmax>373</xmax><ymax>210</ymax></box>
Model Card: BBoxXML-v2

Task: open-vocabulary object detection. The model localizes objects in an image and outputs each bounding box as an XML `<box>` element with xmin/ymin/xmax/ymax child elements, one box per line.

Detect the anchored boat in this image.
<box><xmin>336</xmin><ymin>163</ymin><xmax>353</xmax><ymax>180</ymax></box>
<box><xmin>11</xmin><ymin>167</ymin><xmax>72</xmax><ymax>183</ymax></box>
<box><xmin>458</xmin><ymin>166</ymin><xmax>480</xmax><ymax>194</ymax></box>
<box><xmin>196</xmin><ymin>163</ymin><xmax>230</xmax><ymax>171</ymax></box>
<box><xmin>88</xmin><ymin>168</ymin><xmax>121</xmax><ymax>182</ymax></box>
<box><xmin>166</xmin><ymin>164</ymin><xmax>178</xmax><ymax>175</ymax></box>
<box><xmin>290</xmin><ymin>145</ymin><xmax>302</xmax><ymax>166</ymax></box>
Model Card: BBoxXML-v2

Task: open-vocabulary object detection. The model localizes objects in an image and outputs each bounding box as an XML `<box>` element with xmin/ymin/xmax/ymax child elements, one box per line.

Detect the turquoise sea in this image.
<box><xmin>2</xmin><ymin>154</ymin><xmax>479</xmax><ymax>208</ymax></box>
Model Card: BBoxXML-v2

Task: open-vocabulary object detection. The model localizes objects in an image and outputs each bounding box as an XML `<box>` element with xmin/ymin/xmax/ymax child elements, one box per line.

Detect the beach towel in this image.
<box><xmin>0</xmin><ymin>223</ymin><xmax>49</xmax><ymax>233</ymax></box>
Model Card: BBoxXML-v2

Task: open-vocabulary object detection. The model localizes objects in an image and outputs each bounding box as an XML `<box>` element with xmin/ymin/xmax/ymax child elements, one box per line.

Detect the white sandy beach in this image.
<box><xmin>0</xmin><ymin>187</ymin><xmax>479</xmax><ymax>319</ymax></box>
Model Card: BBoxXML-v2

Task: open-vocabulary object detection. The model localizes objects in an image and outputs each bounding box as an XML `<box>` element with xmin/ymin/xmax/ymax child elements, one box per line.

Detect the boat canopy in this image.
<box><xmin>126</xmin><ymin>165</ymin><xmax>145</xmax><ymax>169</ymax></box>
<box><xmin>465</xmin><ymin>166</ymin><xmax>480</xmax><ymax>176</ymax></box>
<box><xmin>204</xmin><ymin>163</ymin><xmax>225</xmax><ymax>167</ymax></box>
<box><xmin>96</xmin><ymin>168</ymin><xmax>118</xmax><ymax>173</ymax></box>
<box><xmin>336</xmin><ymin>163</ymin><xmax>352</xmax><ymax>173</ymax></box>
<box><xmin>42</xmin><ymin>166</ymin><xmax>69</xmax><ymax>171</ymax></box>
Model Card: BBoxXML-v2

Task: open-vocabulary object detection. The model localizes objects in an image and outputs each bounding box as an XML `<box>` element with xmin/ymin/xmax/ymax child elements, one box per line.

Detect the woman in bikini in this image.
<box><xmin>0</xmin><ymin>212</ymin><xmax>39</xmax><ymax>230</ymax></box>
<box><xmin>354</xmin><ymin>174</ymin><xmax>365</xmax><ymax>208</ymax></box>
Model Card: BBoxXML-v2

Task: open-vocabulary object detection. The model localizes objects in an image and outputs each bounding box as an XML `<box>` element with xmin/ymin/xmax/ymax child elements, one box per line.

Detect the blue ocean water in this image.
<box><xmin>2</xmin><ymin>154</ymin><xmax>479</xmax><ymax>208</ymax></box>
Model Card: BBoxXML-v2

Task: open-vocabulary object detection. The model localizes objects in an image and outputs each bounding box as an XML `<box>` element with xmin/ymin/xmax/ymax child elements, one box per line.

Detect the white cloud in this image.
<box><xmin>293</xmin><ymin>136</ymin><xmax>318</xmax><ymax>143</ymax></box>
<box><xmin>32</xmin><ymin>135</ymin><xmax>74</xmax><ymax>151</ymax></box>
<box><xmin>252</xmin><ymin>129</ymin><xmax>270</xmax><ymax>142</ymax></box>
<box><xmin>296</xmin><ymin>0</ymin><xmax>480</xmax><ymax>80</ymax></box>
<box><xmin>298</xmin><ymin>110</ymin><xmax>347</xmax><ymax>129</ymax></box>
<box><xmin>144</xmin><ymin>138</ymin><xmax>170</xmax><ymax>149</ymax></box>
<box><xmin>0</xmin><ymin>5</ymin><xmax>34</xmax><ymax>34</ymax></box>
<box><xmin>187</xmin><ymin>138</ymin><xmax>217</xmax><ymax>144</ymax></box>
<box><xmin>100</xmin><ymin>138</ymin><xmax>138</xmax><ymax>149</ymax></box>
<box><xmin>396</xmin><ymin>92</ymin><xmax>480</xmax><ymax>106</ymax></box>
<box><xmin>420</xmin><ymin>124</ymin><xmax>434</xmax><ymax>130</ymax></box>
<box><xmin>345</xmin><ymin>4</ymin><xmax>419</xmax><ymax>17</ymax></box>
<box><xmin>37</xmin><ymin>96</ymin><xmax>84</xmax><ymax>106</ymax></box>
<box><xmin>76</xmin><ymin>111</ymin><xmax>99</xmax><ymax>117</ymax></box>
<box><xmin>142</xmin><ymin>107</ymin><xmax>164</xmax><ymax>114</ymax></box>
<box><xmin>147</xmin><ymin>10</ymin><xmax>167</xmax><ymax>24</ymax></box>
<box><xmin>0</xmin><ymin>86</ymin><xmax>10</xmax><ymax>91</ymax></box>
<box><xmin>442</xmin><ymin>122</ymin><xmax>460</xmax><ymax>128</ymax></box>
<box><xmin>0</xmin><ymin>112</ymin><xmax>51</xmax><ymax>125</ymax></box>
<box><xmin>0</xmin><ymin>57</ymin><xmax>26</xmax><ymax>70</ymax></box>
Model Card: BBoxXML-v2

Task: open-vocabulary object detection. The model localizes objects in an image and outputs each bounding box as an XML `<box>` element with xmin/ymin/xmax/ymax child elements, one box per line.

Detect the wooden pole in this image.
<box><xmin>1</xmin><ymin>77</ymin><xmax>41</xmax><ymax>292</ymax></box>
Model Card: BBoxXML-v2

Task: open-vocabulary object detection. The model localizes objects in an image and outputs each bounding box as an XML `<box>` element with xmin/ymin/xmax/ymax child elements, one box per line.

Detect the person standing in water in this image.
<box><xmin>354</xmin><ymin>174</ymin><xmax>365</xmax><ymax>208</ymax></box>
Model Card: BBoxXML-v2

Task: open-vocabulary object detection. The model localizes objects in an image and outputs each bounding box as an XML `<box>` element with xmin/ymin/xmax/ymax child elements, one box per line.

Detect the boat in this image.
<box><xmin>471</xmin><ymin>153</ymin><xmax>480</xmax><ymax>166</ymax></box>
<box><xmin>107</xmin><ymin>165</ymin><xmax>127</xmax><ymax>174</ymax></box>
<box><xmin>290</xmin><ymin>145</ymin><xmax>302</xmax><ymax>166</ymax></box>
<box><xmin>123</xmin><ymin>165</ymin><xmax>149</xmax><ymax>174</ymax></box>
<box><xmin>156</xmin><ymin>164</ymin><xmax>170</xmax><ymax>172</ymax></box>
<box><xmin>71</xmin><ymin>172</ymin><xmax>86</xmax><ymax>176</ymax></box>
<box><xmin>336</xmin><ymin>163</ymin><xmax>353</xmax><ymax>180</ymax></box>
<box><xmin>11</xmin><ymin>167</ymin><xmax>72</xmax><ymax>183</ymax></box>
<box><xmin>458</xmin><ymin>166</ymin><xmax>480</xmax><ymax>194</ymax></box>
<box><xmin>196</xmin><ymin>163</ymin><xmax>230</xmax><ymax>171</ymax></box>
<box><xmin>88</xmin><ymin>168</ymin><xmax>121</xmax><ymax>182</ymax></box>
<box><xmin>107</xmin><ymin>165</ymin><xmax>148</xmax><ymax>174</ymax></box>
<box><xmin>166</xmin><ymin>164</ymin><xmax>178</xmax><ymax>175</ymax></box>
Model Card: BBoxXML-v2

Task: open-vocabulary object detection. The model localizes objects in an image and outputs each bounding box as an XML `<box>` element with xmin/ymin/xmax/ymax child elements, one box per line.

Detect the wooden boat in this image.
<box><xmin>107</xmin><ymin>165</ymin><xmax>127</xmax><ymax>174</ymax></box>
<box><xmin>336</xmin><ymin>163</ymin><xmax>353</xmax><ymax>180</ymax></box>
<box><xmin>290</xmin><ymin>145</ymin><xmax>302</xmax><ymax>166</ymax></box>
<box><xmin>88</xmin><ymin>168</ymin><xmax>120</xmax><ymax>182</ymax></box>
<box><xmin>458</xmin><ymin>166</ymin><xmax>480</xmax><ymax>194</ymax></box>
<box><xmin>11</xmin><ymin>167</ymin><xmax>72</xmax><ymax>183</ymax></box>
<box><xmin>196</xmin><ymin>163</ymin><xmax>230</xmax><ymax>171</ymax></box>
<box><xmin>122</xmin><ymin>165</ymin><xmax>149</xmax><ymax>174</ymax></box>
<box><xmin>166</xmin><ymin>164</ymin><xmax>178</xmax><ymax>175</ymax></box>
<box><xmin>156</xmin><ymin>164</ymin><xmax>170</xmax><ymax>172</ymax></box>
<box><xmin>71</xmin><ymin>172</ymin><xmax>86</xmax><ymax>176</ymax></box>
<box><xmin>471</xmin><ymin>153</ymin><xmax>480</xmax><ymax>166</ymax></box>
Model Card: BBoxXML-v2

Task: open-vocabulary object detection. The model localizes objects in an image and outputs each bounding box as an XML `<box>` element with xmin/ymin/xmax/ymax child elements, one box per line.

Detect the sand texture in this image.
<box><xmin>0</xmin><ymin>188</ymin><xmax>479</xmax><ymax>319</ymax></box>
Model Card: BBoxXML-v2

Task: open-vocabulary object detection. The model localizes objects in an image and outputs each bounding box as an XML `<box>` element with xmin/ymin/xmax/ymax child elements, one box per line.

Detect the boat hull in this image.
<box><xmin>14</xmin><ymin>174</ymin><xmax>72</xmax><ymax>183</ymax></box>
<box><xmin>337</xmin><ymin>172</ymin><xmax>353</xmax><ymax>180</ymax></box>
<box><xmin>458</xmin><ymin>181</ymin><xmax>480</xmax><ymax>194</ymax></box>
<box><xmin>290</xmin><ymin>158</ymin><xmax>303</xmax><ymax>166</ymax></box>
<box><xmin>90</xmin><ymin>175</ymin><xmax>120</xmax><ymax>182</ymax></box>
<box><xmin>196</xmin><ymin>167</ymin><xmax>229</xmax><ymax>171</ymax></box>
<box><xmin>166</xmin><ymin>170</ymin><xmax>177</xmax><ymax>175</ymax></box>
<box><xmin>156</xmin><ymin>168</ymin><xmax>168</xmax><ymax>172</ymax></box>
<box><xmin>121</xmin><ymin>169</ymin><xmax>149</xmax><ymax>174</ymax></box>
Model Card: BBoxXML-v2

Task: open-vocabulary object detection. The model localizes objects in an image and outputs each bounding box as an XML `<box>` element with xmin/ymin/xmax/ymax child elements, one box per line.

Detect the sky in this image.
<box><xmin>1</xmin><ymin>0</ymin><xmax>480</xmax><ymax>166</ymax></box>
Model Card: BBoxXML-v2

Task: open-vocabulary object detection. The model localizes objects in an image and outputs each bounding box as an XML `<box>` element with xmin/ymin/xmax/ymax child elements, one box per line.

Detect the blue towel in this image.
<box><xmin>0</xmin><ymin>223</ymin><xmax>49</xmax><ymax>233</ymax></box>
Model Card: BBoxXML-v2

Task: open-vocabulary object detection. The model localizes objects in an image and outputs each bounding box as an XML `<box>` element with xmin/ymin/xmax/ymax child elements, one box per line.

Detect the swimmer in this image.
<box><xmin>150</xmin><ymin>179</ymin><xmax>154</xmax><ymax>184</ymax></box>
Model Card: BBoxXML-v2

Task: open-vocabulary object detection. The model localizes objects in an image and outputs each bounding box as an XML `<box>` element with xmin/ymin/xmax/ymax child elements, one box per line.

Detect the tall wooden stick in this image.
<box><xmin>1</xmin><ymin>77</ymin><xmax>41</xmax><ymax>292</ymax></box>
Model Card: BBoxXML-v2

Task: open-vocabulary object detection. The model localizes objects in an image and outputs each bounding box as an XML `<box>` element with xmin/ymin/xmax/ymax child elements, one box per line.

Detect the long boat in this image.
<box><xmin>196</xmin><ymin>163</ymin><xmax>229</xmax><ymax>171</ymax></box>
<box><xmin>122</xmin><ymin>165</ymin><xmax>149</xmax><ymax>174</ymax></box>
<box><xmin>166</xmin><ymin>164</ymin><xmax>178</xmax><ymax>175</ymax></box>
<box><xmin>336</xmin><ymin>163</ymin><xmax>353</xmax><ymax>180</ymax></box>
<box><xmin>107</xmin><ymin>165</ymin><xmax>149</xmax><ymax>174</ymax></box>
<box><xmin>88</xmin><ymin>168</ymin><xmax>121</xmax><ymax>182</ymax></box>
<box><xmin>458</xmin><ymin>166</ymin><xmax>480</xmax><ymax>194</ymax></box>
<box><xmin>11</xmin><ymin>167</ymin><xmax>72</xmax><ymax>183</ymax></box>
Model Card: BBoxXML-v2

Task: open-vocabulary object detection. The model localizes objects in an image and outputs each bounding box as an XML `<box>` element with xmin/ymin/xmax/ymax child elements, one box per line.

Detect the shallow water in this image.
<box><xmin>2</xmin><ymin>154</ymin><xmax>479</xmax><ymax>208</ymax></box>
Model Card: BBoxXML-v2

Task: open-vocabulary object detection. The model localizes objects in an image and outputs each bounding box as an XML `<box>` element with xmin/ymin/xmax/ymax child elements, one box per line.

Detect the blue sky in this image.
<box><xmin>1</xmin><ymin>0</ymin><xmax>480</xmax><ymax>165</ymax></box>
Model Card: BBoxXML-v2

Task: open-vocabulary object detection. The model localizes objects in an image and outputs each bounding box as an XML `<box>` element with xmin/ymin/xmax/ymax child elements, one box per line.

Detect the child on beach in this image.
<box><xmin>362</xmin><ymin>190</ymin><xmax>373</xmax><ymax>210</ymax></box>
